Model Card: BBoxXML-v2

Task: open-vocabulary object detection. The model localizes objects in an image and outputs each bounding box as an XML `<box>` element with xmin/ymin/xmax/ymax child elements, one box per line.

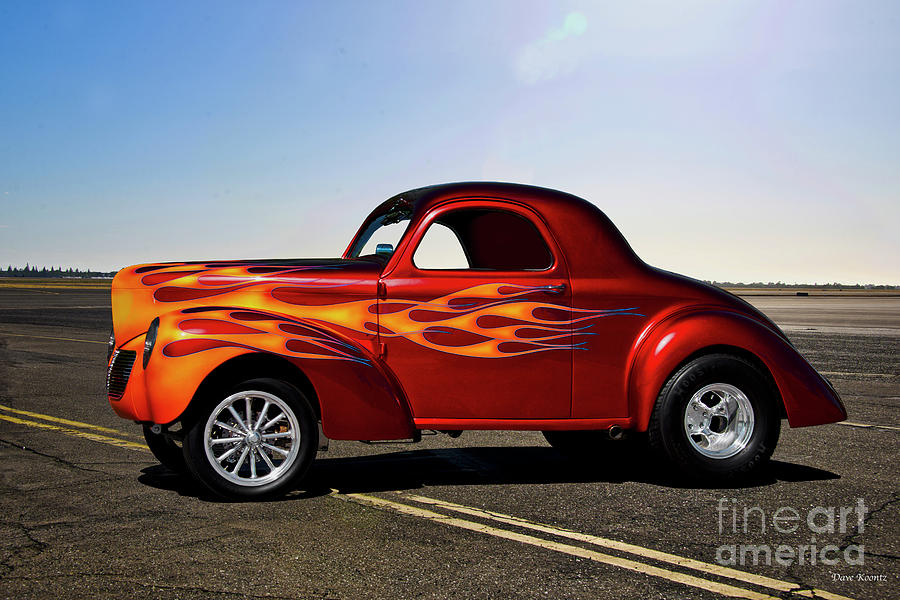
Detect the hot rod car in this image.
<box><xmin>107</xmin><ymin>182</ymin><xmax>846</xmax><ymax>499</ymax></box>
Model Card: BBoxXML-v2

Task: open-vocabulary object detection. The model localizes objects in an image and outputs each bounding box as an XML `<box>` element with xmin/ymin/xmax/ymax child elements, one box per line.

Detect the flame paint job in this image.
<box><xmin>135</xmin><ymin>268</ymin><xmax>644</xmax><ymax>362</ymax></box>
<box><xmin>164</xmin><ymin>309</ymin><xmax>373</xmax><ymax>365</ymax></box>
<box><xmin>108</xmin><ymin>182</ymin><xmax>846</xmax><ymax>439</ymax></box>
<box><xmin>373</xmin><ymin>283</ymin><xmax>642</xmax><ymax>358</ymax></box>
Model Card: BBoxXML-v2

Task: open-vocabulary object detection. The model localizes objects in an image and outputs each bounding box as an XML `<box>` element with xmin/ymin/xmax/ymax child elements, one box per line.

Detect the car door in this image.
<box><xmin>378</xmin><ymin>200</ymin><xmax>572</xmax><ymax>421</ymax></box>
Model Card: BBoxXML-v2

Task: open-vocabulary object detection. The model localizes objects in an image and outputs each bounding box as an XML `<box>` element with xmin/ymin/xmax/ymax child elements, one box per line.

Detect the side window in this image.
<box><xmin>413</xmin><ymin>223</ymin><xmax>469</xmax><ymax>269</ymax></box>
<box><xmin>413</xmin><ymin>208</ymin><xmax>553</xmax><ymax>271</ymax></box>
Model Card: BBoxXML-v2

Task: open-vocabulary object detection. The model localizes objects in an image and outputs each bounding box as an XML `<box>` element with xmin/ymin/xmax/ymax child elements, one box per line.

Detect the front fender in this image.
<box><xmin>627</xmin><ymin>309</ymin><xmax>846</xmax><ymax>431</ymax></box>
<box><xmin>121</xmin><ymin>306</ymin><xmax>415</xmax><ymax>439</ymax></box>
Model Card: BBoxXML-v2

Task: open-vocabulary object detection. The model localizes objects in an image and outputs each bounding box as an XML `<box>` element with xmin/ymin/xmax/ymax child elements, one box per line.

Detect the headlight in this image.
<box><xmin>143</xmin><ymin>317</ymin><xmax>160</xmax><ymax>369</ymax></box>
<box><xmin>107</xmin><ymin>329</ymin><xmax>116</xmax><ymax>362</ymax></box>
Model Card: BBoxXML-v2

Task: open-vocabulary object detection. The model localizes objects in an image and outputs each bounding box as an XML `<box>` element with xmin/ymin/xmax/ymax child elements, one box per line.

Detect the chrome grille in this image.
<box><xmin>107</xmin><ymin>349</ymin><xmax>136</xmax><ymax>400</ymax></box>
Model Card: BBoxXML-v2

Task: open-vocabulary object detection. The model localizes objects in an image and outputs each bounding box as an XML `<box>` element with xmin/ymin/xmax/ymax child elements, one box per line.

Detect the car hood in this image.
<box><xmin>111</xmin><ymin>258</ymin><xmax>383</xmax><ymax>347</ymax></box>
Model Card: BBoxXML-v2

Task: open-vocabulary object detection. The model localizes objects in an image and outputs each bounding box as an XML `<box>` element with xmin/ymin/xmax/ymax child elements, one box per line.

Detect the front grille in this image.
<box><xmin>107</xmin><ymin>349</ymin><xmax>136</xmax><ymax>400</ymax></box>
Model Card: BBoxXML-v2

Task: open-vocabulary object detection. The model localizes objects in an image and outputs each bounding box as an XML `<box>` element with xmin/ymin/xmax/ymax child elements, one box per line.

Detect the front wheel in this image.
<box><xmin>143</xmin><ymin>424</ymin><xmax>186</xmax><ymax>473</ymax></box>
<box><xmin>183</xmin><ymin>378</ymin><xmax>318</xmax><ymax>500</ymax></box>
<box><xmin>648</xmin><ymin>354</ymin><xmax>780</xmax><ymax>480</ymax></box>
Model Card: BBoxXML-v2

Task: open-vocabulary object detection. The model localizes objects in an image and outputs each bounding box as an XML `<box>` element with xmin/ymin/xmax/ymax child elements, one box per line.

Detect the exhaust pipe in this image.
<box><xmin>608</xmin><ymin>425</ymin><xmax>625</xmax><ymax>441</ymax></box>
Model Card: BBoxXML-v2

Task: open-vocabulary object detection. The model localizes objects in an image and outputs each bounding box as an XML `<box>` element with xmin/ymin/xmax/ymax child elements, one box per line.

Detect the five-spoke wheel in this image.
<box><xmin>649</xmin><ymin>354</ymin><xmax>780</xmax><ymax>479</ymax></box>
<box><xmin>683</xmin><ymin>383</ymin><xmax>754</xmax><ymax>459</ymax></box>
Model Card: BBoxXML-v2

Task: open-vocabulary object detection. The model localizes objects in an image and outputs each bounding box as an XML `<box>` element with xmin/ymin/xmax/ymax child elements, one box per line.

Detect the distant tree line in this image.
<box><xmin>707</xmin><ymin>281</ymin><xmax>899</xmax><ymax>290</ymax></box>
<box><xmin>0</xmin><ymin>265</ymin><xmax>895</xmax><ymax>287</ymax></box>
<box><xmin>2</xmin><ymin>265</ymin><xmax>116</xmax><ymax>278</ymax></box>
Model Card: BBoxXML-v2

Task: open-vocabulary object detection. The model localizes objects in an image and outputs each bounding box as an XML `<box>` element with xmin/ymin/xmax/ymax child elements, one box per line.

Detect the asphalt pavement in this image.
<box><xmin>0</xmin><ymin>287</ymin><xmax>897</xmax><ymax>599</ymax></box>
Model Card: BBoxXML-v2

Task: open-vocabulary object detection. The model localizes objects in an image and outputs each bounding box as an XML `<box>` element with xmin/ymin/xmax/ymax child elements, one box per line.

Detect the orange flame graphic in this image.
<box><xmin>372</xmin><ymin>283</ymin><xmax>641</xmax><ymax>358</ymax></box>
<box><xmin>157</xmin><ymin>280</ymin><xmax>642</xmax><ymax>362</ymax></box>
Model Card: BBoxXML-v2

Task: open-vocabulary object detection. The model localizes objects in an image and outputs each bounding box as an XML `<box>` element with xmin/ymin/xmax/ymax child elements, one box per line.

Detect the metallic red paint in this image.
<box><xmin>108</xmin><ymin>182</ymin><xmax>845</xmax><ymax>444</ymax></box>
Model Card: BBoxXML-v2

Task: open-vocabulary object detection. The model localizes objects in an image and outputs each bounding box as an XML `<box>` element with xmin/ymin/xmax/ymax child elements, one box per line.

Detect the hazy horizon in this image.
<box><xmin>2</xmin><ymin>2</ymin><xmax>898</xmax><ymax>285</ymax></box>
<box><xmin>1</xmin><ymin>263</ymin><xmax>897</xmax><ymax>288</ymax></box>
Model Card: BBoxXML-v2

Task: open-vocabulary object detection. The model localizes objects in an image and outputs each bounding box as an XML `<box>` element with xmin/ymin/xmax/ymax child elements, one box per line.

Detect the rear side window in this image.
<box><xmin>413</xmin><ymin>208</ymin><xmax>553</xmax><ymax>271</ymax></box>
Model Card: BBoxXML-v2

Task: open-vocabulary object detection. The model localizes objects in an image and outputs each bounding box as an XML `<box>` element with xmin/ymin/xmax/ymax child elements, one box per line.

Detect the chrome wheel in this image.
<box><xmin>683</xmin><ymin>383</ymin><xmax>754</xmax><ymax>459</ymax></box>
<box><xmin>203</xmin><ymin>390</ymin><xmax>301</xmax><ymax>487</ymax></box>
<box><xmin>650</xmin><ymin>354</ymin><xmax>779</xmax><ymax>480</ymax></box>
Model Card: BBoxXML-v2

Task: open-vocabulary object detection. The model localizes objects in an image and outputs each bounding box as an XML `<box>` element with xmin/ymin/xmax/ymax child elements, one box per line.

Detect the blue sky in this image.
<box><xmin>1</xmin><ymin>1</ymin><xmax>898</xmax><ymax>283</ymax></box>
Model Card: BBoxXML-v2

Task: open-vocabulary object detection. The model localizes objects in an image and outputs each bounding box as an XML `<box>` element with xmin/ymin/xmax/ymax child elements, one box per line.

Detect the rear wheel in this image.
<box><xmin>649</xmin><ymin>354</ymin><xmax>780</xmax><ymax>480</ymax></box>
<box><xmin>183</xmin><ymin>378</ymin><xmax>318</xmax><ymax>500</ymax></box>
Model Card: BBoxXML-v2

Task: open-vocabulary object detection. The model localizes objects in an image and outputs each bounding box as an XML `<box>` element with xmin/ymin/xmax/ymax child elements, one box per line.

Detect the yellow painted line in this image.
<box><xmin>337</xmin><ymin>492</ymin><xmax>781</xmax><ymax>600</ymax></box>
<box><xmin>401</xmin><ymin>493</ymin><xmax>854</xmax><ymax>600</ymax></box>
<box><xmin>0</xmin><ymin>414</ymin><xmax>149</xmax><ymax>451</ymax></box>
<box><xmin>0</xmin><ymin>332</ymin><xmax>107</xmax><ymax>345</ymax></box>
<box><xmin>837</xmin><ymin>421</ymin><xmax>900</xmax><ymax>432</ymax></box>
<box><xmin>0</xmin><ymin>403</ymin><xmax>128</xmax><ymax>436</ymax></box>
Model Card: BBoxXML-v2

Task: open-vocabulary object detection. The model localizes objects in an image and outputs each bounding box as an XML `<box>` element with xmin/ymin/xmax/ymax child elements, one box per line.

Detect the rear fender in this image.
<box><xmin>134</xmin><ymin>306</ymin><xmax>415</xmax><ymax>439</ymax></box>
<box><xmin>627</xmin><ymin>309</ymin><xmax>846</xmax><ymax>431</ymax></box>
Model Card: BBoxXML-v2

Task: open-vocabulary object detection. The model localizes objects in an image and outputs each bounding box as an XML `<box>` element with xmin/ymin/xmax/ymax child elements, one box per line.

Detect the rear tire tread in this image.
<box><xmin>648</xmin><ymin>353</ymin><xmax>780</xmax><ymax>480</ymax></box>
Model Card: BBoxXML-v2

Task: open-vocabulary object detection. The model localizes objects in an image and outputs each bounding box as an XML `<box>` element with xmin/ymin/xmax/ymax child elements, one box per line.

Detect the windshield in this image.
<box><xmin>348</xmin><ymin>196</ymin><xmax>414</xmax><ymax>258</ymax></box>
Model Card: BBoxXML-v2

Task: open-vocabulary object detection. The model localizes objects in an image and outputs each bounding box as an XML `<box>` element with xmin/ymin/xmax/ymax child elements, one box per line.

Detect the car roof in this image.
<box><xmin>382</xmin><ymin>182</ymin><xmax>645</xmax><ymax>278</ymax></box>
<box><xmin>391</xmin><ymin>181</ymin><xmax>597</xmax><ymax>217</ymax></box>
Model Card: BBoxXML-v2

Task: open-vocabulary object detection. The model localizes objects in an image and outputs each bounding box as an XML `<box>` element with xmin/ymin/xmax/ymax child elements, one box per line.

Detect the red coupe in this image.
<box><xmin>106</xmin><ymin>182</ymin><xmax>846</xmax><ymax>499</ymax></box>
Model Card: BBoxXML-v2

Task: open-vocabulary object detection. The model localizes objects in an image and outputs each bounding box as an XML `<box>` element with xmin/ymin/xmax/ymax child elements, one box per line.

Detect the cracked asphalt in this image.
<box><xmin>0</xmin><ymin>287</ymin><xmax>897</xmax><ymax>599</ymax></box>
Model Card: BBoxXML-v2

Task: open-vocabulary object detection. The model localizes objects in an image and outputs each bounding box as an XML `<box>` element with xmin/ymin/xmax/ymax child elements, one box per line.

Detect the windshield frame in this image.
<box><xmin>344</xmin><ymin>195</ymin><xmax>416</xmax><ymax>259</ymax></box>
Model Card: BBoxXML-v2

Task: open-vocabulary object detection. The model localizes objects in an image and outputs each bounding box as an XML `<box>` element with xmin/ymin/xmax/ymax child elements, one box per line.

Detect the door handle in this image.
<box><xmin>537</xmin><ymin>283</ymin><xmax>567</xmax><ymax>295</ymax></box>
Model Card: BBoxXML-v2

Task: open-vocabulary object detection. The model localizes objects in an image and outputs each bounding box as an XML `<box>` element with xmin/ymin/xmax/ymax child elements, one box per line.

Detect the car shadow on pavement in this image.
<box><xmin>305</xmin><ymin>447</ymin><xmax>839</xmax><ymax>494</ymax></box>
<box><xmin>136</xmin><ymin>465</ymin><xmax>332</xmax><ymax>503</ymax></box>
<box><xmin>136</xmin><ymin>447</ymin><xmax>839</xmax><ymax>501</ymax></box>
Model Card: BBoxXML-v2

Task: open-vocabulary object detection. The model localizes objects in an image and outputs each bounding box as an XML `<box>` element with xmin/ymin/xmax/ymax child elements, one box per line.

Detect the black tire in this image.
<box><xmin>648</xmin><ymin>354</ymin><xmax>780</xmax><ymax>480</ymax></box>
<box><xmin>143</xmin><ymin>425</ymin><xmax>187</xmax><ymax>473</ymax></box>
<box><xmin>183</xmin><ymin>378</ymin><xmax>318</xmax><ymax>500</ymax></box>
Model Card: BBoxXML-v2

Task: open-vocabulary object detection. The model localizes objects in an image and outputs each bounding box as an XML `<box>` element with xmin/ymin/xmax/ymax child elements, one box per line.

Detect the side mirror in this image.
<box><xmin>375</xmin><ymin>243</ymin><xmax>394</xmax><ymax>256</ymax></box>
